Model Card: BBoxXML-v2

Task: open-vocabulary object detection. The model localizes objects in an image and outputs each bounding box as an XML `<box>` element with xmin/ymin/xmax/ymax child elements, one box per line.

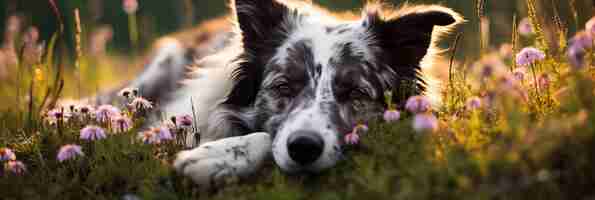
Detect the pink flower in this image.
<box><xmin>46</xmin><ymin>108</ymin><xmax>71</xmax><ymax>124</ymax></box>
<box><xmin>516</xmin><ymin>47</ymin><xmax>545</xmax><ymax>66</ymax></box>
<box><xmin>80</xmin><ymin>125</ymin><xmax>107</xmax><ymax>141</ymax></box>
<box><xmin>344</xmin><ymin>132</ymin><xmax>360</xmax><ymax>145</ymax></box>
<box><xmin>95</xmin><ymin>105</ymin><xmax>120</xmax><ymax>122</ymax></box>
<box><xmin>568</xmin><ymin>45</ymin><xmax>586</xmax><ymax>69</ymax></box>
<box><xmin>138</xmin><ymin>126</ymin><xmax>174</xmax><ymax>144</ymax></box>
<box><xmin>586</xmin><ymin>16</ymin><xmax>595</xmax><ymax>36</ymax></box>
<box><xmin>112</xmin><ymin>115</ymin><xmax>133</xmax><ymax>133</ymax></box>
<box><xmin>570</xmin><ymin>32</ymin><xmax>593</xmax><ymax>50</ymax></box>
<box><xmin>383</xmin><ymin>109</ymin><xmax>401</xmax><ymax>122</ymax></box>
<box><xmin>153</xmin><ymin>126</ymin><xmax>174</xmax><ymax>141</ymax></box>
<box><xmin>123</xmin><ymin>0</ymin><xmax>138</xmax><ymax>14</ymax></box>
<box><xmin>129</xmin><ymin>97</ymin><xmax>153</xmax><ymax>111</ymax></box>
<box><xmin>466</xmin><ymin>97</ymin><xmax>482</xmax><ymax>111</ymax></box>
<box><xmin>77</xmin><ymin>105</ymin><xmax>95</xmax><ymax>116</ymax></box>
<box><xmin>405</xmin><ymin>96</ymin><xmax>431</xmax><ymax>113</ymax></box>
<box><xmin>4</xmin><ymin>160</ymin><xmax>26</xmax><ymax>175</ymax></box>
<box><xmin>567</xmin><ymin>32</ymin><xmax>593</xmax><ymax>69</ymax></box>
<box><xmin>138</xmin><ymin>130</ymin><xmax>160</xmax><ymax>144</ymax></box>
<box><xmin>518</xmin><ymin>18</ymin><xmax>533</xmax><ymax>36</ymax></box>
<box><xmin>413</xmin><ymin>114</ymin><xmax>439</xmax><ymax>133</ymax></box>
<box><xmin>57</xmin><ymin>144</ymin><xmax>84</xmax><ymax>162</ymax></box>
<box><xmin>0</xmin><ymin>148</ymin><xmax>16</xmax><ymax>161</ymax></box>
<box><xmin>176</xmin><ymin>115</ymin><xmax>193</xmax><ymax>128</ymax></box>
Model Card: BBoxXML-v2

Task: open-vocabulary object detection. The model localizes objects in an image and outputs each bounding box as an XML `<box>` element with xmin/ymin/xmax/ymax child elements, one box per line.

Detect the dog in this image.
<box><xmin>81</xmin><ymin>0</ymin><xmax>462</xmax><ymax>187</ymax></box>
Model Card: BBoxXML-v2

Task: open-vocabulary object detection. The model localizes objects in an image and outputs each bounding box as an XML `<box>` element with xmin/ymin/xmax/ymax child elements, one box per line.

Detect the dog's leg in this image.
<box><xmin>173</xmin><ymin>132</ymin><xmax>272</xmax><ymax>188</ymax></box>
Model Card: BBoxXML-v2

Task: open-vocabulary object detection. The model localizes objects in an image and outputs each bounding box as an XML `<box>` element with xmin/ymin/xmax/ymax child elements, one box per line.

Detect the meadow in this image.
<box><xmin>1</xmin><ymin>0</ymin><xmax>595</xmax><ymax>199</ymax></box>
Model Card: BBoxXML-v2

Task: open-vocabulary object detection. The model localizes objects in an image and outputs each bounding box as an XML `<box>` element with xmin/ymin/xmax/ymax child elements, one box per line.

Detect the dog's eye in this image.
<box><xmin>349</xmin><ymin>88</ymin><xmax>370</xmax><ymax>100</ymax></box>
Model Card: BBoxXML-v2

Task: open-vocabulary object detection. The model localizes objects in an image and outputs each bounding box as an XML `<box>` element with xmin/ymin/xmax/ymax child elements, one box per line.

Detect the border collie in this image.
<box><xmin>82</xmin><ymin>0</ymin><xmax>462</xmax><ymax>187</ymax></box>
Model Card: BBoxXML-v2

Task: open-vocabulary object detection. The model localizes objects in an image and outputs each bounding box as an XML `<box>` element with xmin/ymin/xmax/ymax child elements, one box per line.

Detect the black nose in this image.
<box><xmin>287</xmin><ymin>130</ymin><xmax>324</xmax><ymax>165</ymax></box>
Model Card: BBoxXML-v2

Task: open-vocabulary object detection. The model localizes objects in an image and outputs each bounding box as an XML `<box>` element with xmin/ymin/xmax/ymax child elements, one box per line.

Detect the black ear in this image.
<box><xmin>233</xmin><ymin>0</ymin><xmax>290</xmax><ymax>55</ymax></box>
<box><xmin>364</xmin><ymin>5</ymin><xmax>460</xmax><ymax>93</ymax></box>
<box><xmin>225</xmin><ymin>0</ymin><xmax>292</xmax><ymax>107</ymax></box>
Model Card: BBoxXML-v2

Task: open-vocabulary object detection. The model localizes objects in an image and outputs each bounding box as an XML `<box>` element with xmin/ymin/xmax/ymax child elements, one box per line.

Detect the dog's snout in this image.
<box><xmin>287</xmin><ymin>130</ymin><xmax>324</xmax><ymax>166</ymax></box>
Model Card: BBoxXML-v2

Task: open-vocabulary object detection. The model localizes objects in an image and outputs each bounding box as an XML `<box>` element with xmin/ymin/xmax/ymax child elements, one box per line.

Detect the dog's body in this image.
<box><xmin>88</xmin><ymin>0</ymin><xmax>462</xmax><ymax>187</ymax></box>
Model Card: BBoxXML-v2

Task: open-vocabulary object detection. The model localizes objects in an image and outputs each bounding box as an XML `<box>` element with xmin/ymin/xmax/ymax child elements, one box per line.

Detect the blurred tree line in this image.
<box><xmin>1</xmin><ymin>0</ymin><xmax>594</xmax><ymax>60</ymax></box>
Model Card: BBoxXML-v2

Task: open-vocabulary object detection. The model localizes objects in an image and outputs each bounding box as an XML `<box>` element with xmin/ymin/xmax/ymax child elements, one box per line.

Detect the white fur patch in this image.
<box><xmin>272</xmin><ymin>14</ymin><xmax>373</xmax><ymax>67</ymax></box>
<box><xmin>163</xmin><ymin>38</ymin><xmax>244</xmax><ymax>145</ymax></box>
<box><xmin>173</xmin><ymin>132</ymin><xmax>272</xmax><ymax>188</ymax></box>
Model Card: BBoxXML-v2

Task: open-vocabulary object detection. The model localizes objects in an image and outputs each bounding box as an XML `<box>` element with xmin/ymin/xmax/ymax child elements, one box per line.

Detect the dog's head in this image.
<box><xmin>224</xmin><ymin>0</ymin><xmax>461</xmax><ymax>173</ymax></box>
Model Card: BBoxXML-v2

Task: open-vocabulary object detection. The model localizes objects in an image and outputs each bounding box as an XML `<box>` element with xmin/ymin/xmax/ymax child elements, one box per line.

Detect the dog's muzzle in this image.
<box><xmin>287</xmin><ymin>130</ymin><xmax>324</xmax><ymax>166</ymax></box>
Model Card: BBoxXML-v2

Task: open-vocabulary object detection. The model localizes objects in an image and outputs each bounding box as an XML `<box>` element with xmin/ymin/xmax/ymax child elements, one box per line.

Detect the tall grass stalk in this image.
<box><xmin>569</xmin><ymin>0</ymin><xmax>579</xmax><ymax>30</ymax></box>
<box><xmin>511</xmin><ymin>14</ymin><xmax>519</xmax><ymax>71</ymax></box>
<box><xmin>74</xmin><ymin>9</ymin><xmax>83</xmax><ymax>98</ymax></box>
<box><xmin>551</xmin><ymin>1</ymin><xmax>567</xmax><ymax>55</ymax></box>
<box><xmin>476</xmin><ymin>0</ymin><xmax>487</xmax><ymax>54</ymax></box>
<box><xmin>448</xmin><ymin>33</ymin><xmax>463</xmax><ymax>112</ymax></box>
<box><xmin>526</xmin><ymin>0</ymin><xmax>548</xmax><ymax>51</ymax></box>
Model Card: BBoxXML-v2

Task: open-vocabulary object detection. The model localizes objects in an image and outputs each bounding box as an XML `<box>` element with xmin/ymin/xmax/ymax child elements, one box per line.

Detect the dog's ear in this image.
<box><xmin>232</xmin><ymin>0</ymin><xmax>290</xmax><ymax>56</ymax></box>
<box><xmin>363</xmin><ymin>5</ymin><xmax>462</xmax><ymax>92</ymax></box>
<box><xmin>226</xmin><ymin>0</ymin><xmax>292</xmax><ymax>107</ymax></box>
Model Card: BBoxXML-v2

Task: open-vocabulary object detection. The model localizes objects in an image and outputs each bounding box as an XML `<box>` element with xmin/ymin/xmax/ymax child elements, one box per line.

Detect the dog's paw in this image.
<box><xmin>173</xmin><ymin>132</ymin><xmax>272</xmax><ymax>188</ymax></box>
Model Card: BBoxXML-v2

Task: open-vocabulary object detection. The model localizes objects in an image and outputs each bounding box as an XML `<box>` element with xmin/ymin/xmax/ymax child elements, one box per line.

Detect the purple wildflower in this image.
<box><xmin>344</xmin><ymin>132</ymin><xmax>360</xmax><ymax>145</ymax></box>
<box><xmin>95</xmin><ymin>105</ymin><xmax>120</xmax><ymax>122</ymax></box>
<box><xmin>383</xmin><ymin>109</ymin><xmax>401</xmax><ymax>122</ymax></box>
<box><xmin>112</xmin><ymin>115</ymin><xmax>133</xmax><ymax>133</ymax></box>
<box><xmin>77</xmin><ymin>105</ymin><xmax>95</xmax><ymax>116</ymax></box>
<box><xmin>567</xmin><ymin>32</ymin><xmax>593</xmax><ymax>69</ymax></box>
<box><xmin>405</xmin><ymin>96</ymin><xmax>431</xmax><ymax>113</ymax></box>
<box><xmin>570</xmin><ymin>32</ymin><xmax>593</xmax><ymax>50</ymax></box>
<box><xmin>518</xmin><ymin>18</ymin><xmax>533</xmax><ymax>36</ymax></box>
<box><xmin>466</xmin><ymin>97</ymin><xmax>482</xmax><ymax>111</ymax></box>
<box><xmin>413</xmin><ymin>114</ymin><xmax>439</xmax><ymax>133</ymax></box>
<box><xmin>138</xmin><ymin>131</ymin><xmax>161</xmax><ymax>144</ymax></box>
<box><xmin>57</xmin><ymin>144</ymin><xmax>84</xmax><ymax>162</ymax></box>
<box><xmin>176</xmin><ymin>115</ymin><xmax>193</xmax><ymax>128</ymax></box>
<box><xmin>516</xmin><ymin>47</ymin><xmax>545</xmax><ymax>66</ymax></box>
<box><xmin>129</xmin><ymin>97</ymin><xmax>153</xmax><ymax>111</ymax></box>
<box><xmin>46</xmin><ymin>108</ymin><xmax>71</xmax><ymax>124</ymax></box>
<box><xmin>568</xmin><ymin>44</ymin><xmax>586</xmax><ymax>69</ymax></box>
<box><xmin>123</xmin><ymin>0</ymin><xmax>139</xmax><ymax>14</ymax></box>
<box><xmin>80</xmin><ymin>125</ymin><xmax>107</xmax><ymax>141</ymax></box>
<box><xmin>154</xmin><ymin>126</ymin><xmax>174</xmax><ymax>141</ymax></box>
<box><xmin>0</xmin><ymin>148</ymin><xmax>16</xmax><ymax>161</ymax></box>
<box><xmin>4</xmin><ymin>160</ymin><xmax>26</xmax><ymax>175</ymax></box>
<box><xmin>473</xmin><ymin>56</ymin><xmax>507</xmax><ymax>78</ymax></box>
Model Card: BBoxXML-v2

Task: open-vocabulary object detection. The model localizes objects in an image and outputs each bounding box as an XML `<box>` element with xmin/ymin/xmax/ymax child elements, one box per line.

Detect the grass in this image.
<box><xmin>1</xmin><ymin>1</ymin><xmax>595</xmax><ymax>199</ymax></box>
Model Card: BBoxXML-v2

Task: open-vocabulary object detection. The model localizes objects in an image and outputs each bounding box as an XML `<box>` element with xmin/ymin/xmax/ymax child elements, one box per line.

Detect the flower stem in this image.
<box><xmin>531</xmin><ymin>63</ymin><xmax>540</xmax><ymax>105</ymax></box>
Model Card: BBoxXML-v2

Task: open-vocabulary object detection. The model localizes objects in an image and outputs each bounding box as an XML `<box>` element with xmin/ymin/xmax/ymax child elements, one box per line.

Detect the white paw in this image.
<box><xmin>173</xmin><ymin>132</ymin><xmax>272</xmax><ymax>188</ymax></box>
